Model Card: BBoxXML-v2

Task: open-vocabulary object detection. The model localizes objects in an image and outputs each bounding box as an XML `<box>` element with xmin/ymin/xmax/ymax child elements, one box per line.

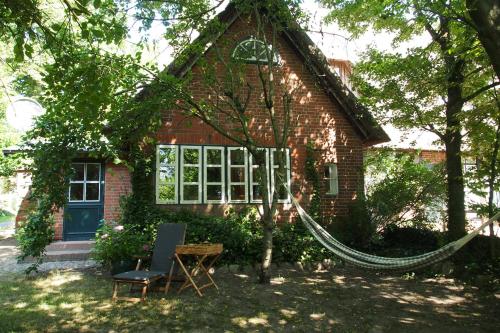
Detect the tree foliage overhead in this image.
<box><xmin>321</xmin><ymin>0</ymin><xmax>499</xmax><ymax>240</ymax></box>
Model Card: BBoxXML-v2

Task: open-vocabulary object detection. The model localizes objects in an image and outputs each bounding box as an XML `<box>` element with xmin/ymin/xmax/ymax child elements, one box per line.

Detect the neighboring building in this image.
<box><xmin>5</xmin><ymin>2</ymin><xmax>389</xmax><ymax>241</ymax></box>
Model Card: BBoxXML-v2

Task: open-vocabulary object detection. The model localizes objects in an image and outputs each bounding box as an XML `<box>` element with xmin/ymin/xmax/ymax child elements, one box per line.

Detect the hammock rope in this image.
<box><xmin>286</xmin><ymin>186</ymin><xmax>500</xmax><ymax>270</ymax></box>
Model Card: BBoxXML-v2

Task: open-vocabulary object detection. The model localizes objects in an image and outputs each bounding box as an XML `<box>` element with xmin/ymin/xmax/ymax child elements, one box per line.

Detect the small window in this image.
<box><xmin>232</xmin><ymin>37</ymin><xmax>280</xmax><ymax>65</ymax></box>
<box><xmin>249</xmin><ymin>149</ymin><xmax>270</xmax><ymax>203</ymax></box>
<box><xmin>227</xmin><ymin>147</ymin><xmax>248</xmax><ymax>203</ymax></box>
<box><xmin>68</xmin><ymin>163</ymin><xmax>101</xmax><ymax>202</ymax></box>
<box><xmin>204</xmin><ymin>146</ymin><xmax>225</xmax><ymax>203</ymax></box>
<box><xmin>270</xmin><ymin>148</ymin><xmax>290</xmax><ymax>203</ymax></box>
<box><xmin>324</xmin><ymin>164</ymin><xmax>339</xmax><ymax>196</ymax></box>
<box><xmin>157</xmin><ymin>145</ymin><xmax>178</xmax><ymax>204</ymax></box>
<box><xmin>180</xmin><ymin>146</ymin><xmax>202</xmax><ymax>203</ymax></box>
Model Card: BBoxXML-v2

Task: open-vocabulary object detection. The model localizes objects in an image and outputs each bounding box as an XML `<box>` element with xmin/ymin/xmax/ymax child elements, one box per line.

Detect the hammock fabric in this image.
<box><xmin>287</xmin><ymin>187</ymin><xmax>500</xmax><ymax>270</ymax></box>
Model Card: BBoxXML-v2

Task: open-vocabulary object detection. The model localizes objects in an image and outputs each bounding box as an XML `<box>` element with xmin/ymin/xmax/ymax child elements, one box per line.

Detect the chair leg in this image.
<box><xmin>112</xmin><ymin>282</ymin><xmax>119</xmax><ymax>301</ymax></box>
<box><xmin>141</xmin><ymin>284</ymin><xmax>148</xmax><ymax>302</ymax></box>
<box><xmin>165</xmin><ymin>260</ymin><xmax>176</xmax><ymax>295</ymax></box>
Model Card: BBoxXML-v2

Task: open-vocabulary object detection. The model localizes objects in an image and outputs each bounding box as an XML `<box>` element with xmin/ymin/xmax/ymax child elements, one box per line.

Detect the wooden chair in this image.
<box><xmin>111</xmin><ymin>223</ymin><xmax>186</xmax><ymax>302</ymax></box>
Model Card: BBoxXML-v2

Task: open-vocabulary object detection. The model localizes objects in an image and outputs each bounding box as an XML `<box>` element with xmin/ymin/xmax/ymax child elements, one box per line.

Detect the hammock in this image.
<box><xmin>287</xmin><ymin>187</ymin><xmax>500</xmax><ymax>270</ymax></box>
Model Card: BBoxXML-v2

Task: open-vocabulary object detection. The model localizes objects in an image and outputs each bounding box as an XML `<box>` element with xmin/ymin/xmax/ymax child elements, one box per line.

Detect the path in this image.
<box><xmin>0</xmin><ymin>226</ymin><xmax>96</xmax><ymax>276</ymax></box>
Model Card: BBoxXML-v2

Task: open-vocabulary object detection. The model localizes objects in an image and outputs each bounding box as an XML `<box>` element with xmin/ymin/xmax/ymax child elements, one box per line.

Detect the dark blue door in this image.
<box><xmin>64</xmin><ymin>162</ymin><xmax>105</xmax><ymax>241</ymax></box>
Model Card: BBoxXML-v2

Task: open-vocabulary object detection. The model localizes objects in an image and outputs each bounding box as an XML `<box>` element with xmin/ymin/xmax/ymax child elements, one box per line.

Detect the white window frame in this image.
<box><xmin>156</xmin><ymin>145</ymin><xmax>179</xmax><ymax>204</ymax></box>
<box><xmin>227</xmin><ymin>147</ymin><xmax>248</xmax><ymax>203</ymax></box>
<box><xmin>204</xmin><ymin>146</ymin><xmax>226</xmax><ymax>203</ymax></box>
<box><xmin>68</xmin><ymin>162</ymin><xmax>101</xmax><ymax>203</ymax></box>
<box><xmin>249</xmin><ymin>148</ymin><xmax>270</xmax><ymax>203</ymax></box>
<box><xmin>325</xmin><ymin>163</ymin><xmax>339</xmax><ymax>196</ymax></box>
<box><xmin>180</xmin><ymin>146</ymin><xmax>202</xmax><ymax>204</ymax></box>
<box><xmin>270</xmin><ymin>148</ymin><xmax>291</xmax><ymax>203</ymax></box>
<box><xmin>231</xmin><ymin>37</ymin><xmax>280</xmax><ymax>65</ymax></box>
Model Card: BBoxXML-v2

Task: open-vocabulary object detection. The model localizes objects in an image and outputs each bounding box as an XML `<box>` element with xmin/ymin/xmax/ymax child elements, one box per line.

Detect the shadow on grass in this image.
<box><xmin>0</xmin><ymin>267</ymin><xmax>498</xmax><ymax>332</ymax></box>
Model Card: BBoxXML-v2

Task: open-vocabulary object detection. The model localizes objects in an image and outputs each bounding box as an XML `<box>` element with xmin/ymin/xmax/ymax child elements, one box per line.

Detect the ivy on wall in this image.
<box><xmin>305</xmin><ymin>141</ymin><xmax>321</xmax><ymax>221</ymax></box>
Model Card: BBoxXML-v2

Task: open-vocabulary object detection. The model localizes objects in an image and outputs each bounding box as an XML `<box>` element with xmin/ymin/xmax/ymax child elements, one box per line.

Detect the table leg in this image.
<box><xmin>175</xmin><ymin>253</ymin><xmax>203</xmax><ymax>297</ymax></box>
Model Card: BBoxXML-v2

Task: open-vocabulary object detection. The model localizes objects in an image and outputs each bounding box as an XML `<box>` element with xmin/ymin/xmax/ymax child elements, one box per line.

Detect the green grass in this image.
<box><xmin>0</xmin><ymin>210</ymin><xmax>14</xmax><ymax>225</ymax></box>
<box><xmin>0</xmin><ymin>267</ymin><xmax>498</xmax><ymax>332</ymax></box>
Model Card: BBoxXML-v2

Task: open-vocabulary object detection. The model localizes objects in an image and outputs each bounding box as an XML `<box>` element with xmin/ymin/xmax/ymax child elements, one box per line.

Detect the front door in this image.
<box><xmin>63</xmin><ymin>162</ymin><xmax>105</xmax><ymax>241</ymax></box>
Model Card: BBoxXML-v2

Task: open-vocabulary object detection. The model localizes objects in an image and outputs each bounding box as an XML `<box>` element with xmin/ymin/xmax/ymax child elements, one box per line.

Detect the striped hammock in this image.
<box><xmin>288</xmin><ymin>188</ymin><xmax>500</xmax><ymax>270</ymax></box>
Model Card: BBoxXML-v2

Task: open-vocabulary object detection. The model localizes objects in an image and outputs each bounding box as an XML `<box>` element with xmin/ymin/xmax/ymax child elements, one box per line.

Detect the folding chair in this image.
<box><xmin>111</xmin><ymin>223</ymin><xmax>186</xmax><ymax>302</ymax></box>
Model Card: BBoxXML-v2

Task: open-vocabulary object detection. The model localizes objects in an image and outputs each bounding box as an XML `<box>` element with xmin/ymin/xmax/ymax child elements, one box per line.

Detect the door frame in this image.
<box><xmin>63</xmin><ymin>159</ymin><xmax>105</xmax><ymax>241</ymax></box>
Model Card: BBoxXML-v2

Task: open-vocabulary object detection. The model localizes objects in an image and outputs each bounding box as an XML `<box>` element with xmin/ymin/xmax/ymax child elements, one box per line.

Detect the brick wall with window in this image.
<box><xmin>153</xmin><ymin>14</ymin><xmax>366</xmax><ymax>221</ymax></box>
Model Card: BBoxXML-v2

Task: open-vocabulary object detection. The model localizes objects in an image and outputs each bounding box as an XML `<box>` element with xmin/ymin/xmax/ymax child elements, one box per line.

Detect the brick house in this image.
<box><xmin>11</xmin><ymin>2</ymin><xmax>389</xmax><ymax>241</ymax></box>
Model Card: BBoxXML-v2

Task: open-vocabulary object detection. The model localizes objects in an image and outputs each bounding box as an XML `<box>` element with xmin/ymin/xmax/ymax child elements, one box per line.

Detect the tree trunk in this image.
<box><xmin>487</xmin><ymin>122</ymin><xmax>500</xmax><ymax>258</ymax></box>
<box><xmin>256</xmin><ymin>156</ymin><xmax>275</xmax><ymax>284</ymax></box>
<box><xmin>444</xmin><ymin>63</ymin><xmax>467</xmax><ymax>240</ymax></box>
<box><xmin>259</xmin><ymin>212</ymin><xmax>274</xmax><ymax>284</ymax></box>
<box><xmin>466</xmin><ymin>0</ymin><xmax>500</xmax><ymax>80</ymax></box>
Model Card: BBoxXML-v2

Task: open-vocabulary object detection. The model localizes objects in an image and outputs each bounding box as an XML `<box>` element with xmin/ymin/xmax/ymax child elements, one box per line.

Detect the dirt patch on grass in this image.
<box><xmin>0</xmin><ymin>265</ymin><xmax>498</xmax><ymax>332</ymax></box>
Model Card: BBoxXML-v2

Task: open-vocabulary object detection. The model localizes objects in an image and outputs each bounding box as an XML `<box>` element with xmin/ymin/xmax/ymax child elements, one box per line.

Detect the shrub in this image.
<box><xmin>92</xmin><ymin>222</ymin><xmax>150</xmax><ymax>268</ymax></box>
<box><xmin>376</xmin><ymin>224</ymin><xmax>439</xmax><ymax>257</ymax></box>
<box><xmin>328</xmin><ymin>194</ymin><xmax>374</xmax><ymax>250</ymax></box>
<box><xmin>102</xmin><ymin>196</ymin><xmax>332</xmax><ymax>267</ymax></box>
<box><xmin>273</xmin><ymin>221</ymin><xmax>330</xmax><ymax>263</ymax></box>
<box><xmin>365</xmin><ymin>149</ymin><xmax>447</xmax><ymax>231</ymax></box>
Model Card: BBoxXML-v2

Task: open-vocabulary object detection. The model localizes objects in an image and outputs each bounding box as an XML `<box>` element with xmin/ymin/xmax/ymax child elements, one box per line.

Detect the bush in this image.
<box><xmin>328</xmin><ymin>195</ymin><xmax>374</xmax><ymax>250</ymax></box>
<box><xmin>365</xmin><ymin>149</ymin><xmax>447</xmax><ymax>231</ymax></box>
<box><xmin>376</xmin><ymin>224</ymin><xmax>439</xmax><ymax>257</ymax></box>
<box><xmin>101</xmin><ymin>198</ymin><xmax>332</xmax><ymax>267</ymax></box>
<box><xmin>92</xmin><ymin>222</ymin><xmax>150</xmax><ymax>268</ymax></box>
<box><xmin>273</xmin><ymin>221</ymin><xmax>330</xmax><ymax>263</ymax></box>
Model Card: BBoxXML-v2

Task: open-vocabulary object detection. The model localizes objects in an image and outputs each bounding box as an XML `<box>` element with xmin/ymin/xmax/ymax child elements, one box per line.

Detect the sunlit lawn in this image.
<box><xmin>0</xmin><ymin>266</ymin><xmax>498</xmax><ymax>333</ymax></box>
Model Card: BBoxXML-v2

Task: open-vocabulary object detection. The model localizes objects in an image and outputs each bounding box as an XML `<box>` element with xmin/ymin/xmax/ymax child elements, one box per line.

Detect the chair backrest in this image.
<box><xmin>150</xmin><ymin>223</ymin><xmax>187</xmax><ymax>272</ymax></box>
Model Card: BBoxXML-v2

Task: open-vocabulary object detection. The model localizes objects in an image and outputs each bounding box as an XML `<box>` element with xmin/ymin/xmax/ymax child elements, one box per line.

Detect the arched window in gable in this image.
<box><xmin>231</xmin><ymin>37</ymin><xmax>280</xmax><ymax>65</ymax></box>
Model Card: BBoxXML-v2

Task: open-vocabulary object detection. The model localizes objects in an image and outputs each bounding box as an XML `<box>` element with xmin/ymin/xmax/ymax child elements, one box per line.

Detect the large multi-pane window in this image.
<box><xmin>155</xmin><ymin>145</ymin><xmax>291</xmax><ymax>204</ymax></box>
<box><xmin>69</xmin><ymin>163</ymin><xmax>101</xmax><ymax>202</ymax></box>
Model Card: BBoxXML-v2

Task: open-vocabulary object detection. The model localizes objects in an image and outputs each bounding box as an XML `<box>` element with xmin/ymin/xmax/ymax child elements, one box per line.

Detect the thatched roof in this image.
<box><xmin>166</xmin><ymin>1</ymin><xmax>390</xmax><ymax>146</ymax></box>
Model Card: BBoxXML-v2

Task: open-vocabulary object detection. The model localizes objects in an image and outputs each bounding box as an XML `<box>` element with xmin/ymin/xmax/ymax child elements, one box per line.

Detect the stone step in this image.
<box><xmin>23</xmin><ymin>249</ymin><xmax>93</xmax><ymax>263</ymax></box>
<box><xmin>44</xmin><ymin>249</ymin><xmax>93</xmax><ymax>262</ymax></box>
<box><xmin>46</xmin><ymin>240</ymin><xmax>95</xmax><ymax>251</ymax></box>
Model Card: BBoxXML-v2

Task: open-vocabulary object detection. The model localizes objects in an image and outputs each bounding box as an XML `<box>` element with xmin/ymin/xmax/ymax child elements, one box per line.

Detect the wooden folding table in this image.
<box><xmin>167</xmin><ymin>243</ymin><xmax>223</xmax><ymax>297</ymax></box>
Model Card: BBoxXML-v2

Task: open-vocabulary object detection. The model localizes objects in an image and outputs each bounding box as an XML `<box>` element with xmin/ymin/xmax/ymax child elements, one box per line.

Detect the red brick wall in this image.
<box><xmin>54</xmin><ymin>209</ymin><xmax>63</xmax><ymax>240</ymax></box>
<box><xmin>419</xmin><ymin>150</ymin><xmax>446</xmax><ymax>164</ymax></box>
<box><xmin>50</xmin><ymin>163</ymin><xmax>132</xmax><ymax>240</ymax></box>
<box><xmin>155</xmin><ymin>14</ymin><xmax>365</xmax><ymax>221</ymax></box>
<box><xmin>103</xmin><ymin>163</ymin><xmax>132</xmax><ymax>222</ymax></box>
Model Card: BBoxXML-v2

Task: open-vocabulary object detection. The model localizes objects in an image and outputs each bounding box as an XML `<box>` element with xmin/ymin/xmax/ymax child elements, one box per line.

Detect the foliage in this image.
<box><xmin>273</xmin><ymin>221</ymin><xmax>330</xmax><ymax>263</ymax></box>
<box><xmin>365</xmin><ymin>149</ymin><xmax>447</xmax><ymax>231</ymax></box>
<box><xmin>92</xmin><ymin>222</ymin><xmax>150</xmax><ymax>268</ymax></box>
<box><xmin>107</xmin><ymin>200</ymin><xmax>330</xmax><ymax>267</ymax></box>
<box><xmin>378</xmin><ymin>224</ymin><xmax>439</xmax><ymax>257</ymax></box>
<box><xmin>304</xmin><ymin>140</ymin><xmax>321</xmax><ymax>221</ymax></box>
<box><xmin>321</xmin><ymin>0</ymin><xmax>500</xmax><ymax>240</ymax></box>
<box><xmin>329</xmin><ymin>193</ymin><xmax>374</xmax><ymax>249</ymax></box>
<box><xmin>16</xmin><ymin>196</ymin><xmax>55</xmax><ymax>273</ymax></box>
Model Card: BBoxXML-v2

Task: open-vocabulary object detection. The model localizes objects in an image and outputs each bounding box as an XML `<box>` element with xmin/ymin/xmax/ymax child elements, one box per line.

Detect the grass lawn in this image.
<box><xmin>0</xmin><ymin>266</ymin><xmax>498</xmax><ymax>333</ymax></box>
<box><xmin>0</xmin><ymin>213</ymin><xmax>14</xmax><ymax>225</ymax></box>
